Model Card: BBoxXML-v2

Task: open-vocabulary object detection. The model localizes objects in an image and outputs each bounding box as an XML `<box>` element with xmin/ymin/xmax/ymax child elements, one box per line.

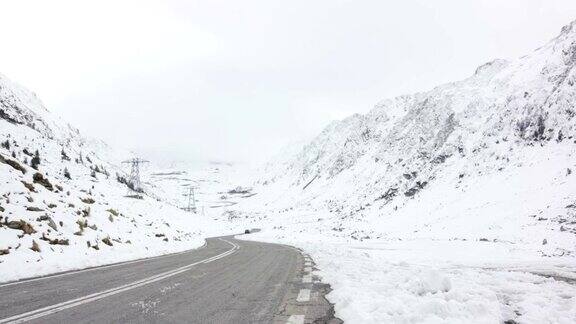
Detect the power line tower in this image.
<box><xmin>182</xmin><ymin>186</ymin><xmax>197</xmax><ymax>213</ymax></box>
<box><xmin>122</xmin><ymin>158</ymin><xmax>149</xmax><ymax>195</ymax></box>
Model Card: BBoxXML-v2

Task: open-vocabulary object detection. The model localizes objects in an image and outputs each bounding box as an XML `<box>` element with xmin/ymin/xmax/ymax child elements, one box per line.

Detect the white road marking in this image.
<box><xmin>0</xmin><ymin>241</ymin><xmax>208</xmax><ymax>288</ymax></box>
<box><xmin>304</xmin><ymin>266</ymin><xmax>312</xmax><ymax>273</ymax></box>
<box><xmin>0</xmin><ymin>239</ymin><xmax>238</xmax><ymax>324</ymax></box>
<box><xmin>296</xmin><ymin>289</ymin><xmax>310</xmax><ymax>302</ymax></box>
<box><xmin>303</xmin><ymin>274</ymin><xmax>312</xmax><ymax>283</ymax></box>
<box><xmin>287</xmin><ymin>314</ymin><xmax>305</xmax><ymax>324</ymax></box>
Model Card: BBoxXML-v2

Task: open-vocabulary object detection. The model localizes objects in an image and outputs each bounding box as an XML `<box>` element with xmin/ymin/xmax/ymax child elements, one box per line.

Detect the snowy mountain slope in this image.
<box><xmin>0</xmin><ymin>73</ymin><xmax>77</xmax><ymax>140</ymax></box>
<box><xmin>233</xmin><ymin>21</ymin><xmax>576</xmax><ymax>324</ymax></box>
<box><xmin>0</xmin><ymin>73</ymin><xmax>226</xmax><ymax>283</ymax></box>
<box><xmin>253</xmin><ymin>20</ymin><xmax>576</xmax><ymax>238</ymax></box>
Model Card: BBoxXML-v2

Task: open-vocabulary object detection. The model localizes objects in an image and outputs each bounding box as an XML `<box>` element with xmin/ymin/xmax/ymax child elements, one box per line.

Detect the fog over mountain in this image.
<box><xmin>1</xmin><ymin>1</ymin><xmax>576</xmax><ymax>163</ymax></box>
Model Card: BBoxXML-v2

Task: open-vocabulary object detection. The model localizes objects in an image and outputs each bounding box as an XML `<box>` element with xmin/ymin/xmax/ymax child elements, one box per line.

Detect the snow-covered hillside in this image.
<box><xmin>234</xmin><ymin>21</ymin><xmax>576</xmax><ymax>323</ymax></box>
<box><xmin>0</xmin><ymin>73</ymin><xmax>226</xmax><ymax>283</ymax></box>
<box><xmin>249</xmin><ymin>19</ymin><xmax>576</xmax><ymax>245</ymax></box>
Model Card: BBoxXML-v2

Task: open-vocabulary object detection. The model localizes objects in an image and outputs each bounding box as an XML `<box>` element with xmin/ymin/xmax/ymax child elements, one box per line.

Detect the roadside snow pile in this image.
<box><xmin>0</xmin><ymin>73</ymin><xmax>223</xmax><ymax>283</ymax></box>
<box><xmin>243</xmin><ymin>229</ymin><xmax>576</xmax><ymax>324</ymax></box>
<box><xmin>235</xmin><ymin>20</ymin><xmax>576</xmax><ymax>324</ymax></box>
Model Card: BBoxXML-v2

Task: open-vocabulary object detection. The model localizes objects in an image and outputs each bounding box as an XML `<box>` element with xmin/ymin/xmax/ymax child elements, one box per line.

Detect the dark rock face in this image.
<box><xmin>40</xmin><ymin>233</ymin><xmax>69</xmax><ymax>245</ymax></box>
<box><xmin>0</xmin><ymin>108</ymin><xmax>23</xmax><ymax>125</ymax></box>
<box><xmin>6</xmin><ymin>220</ymin><xmax>36</xmax><ymax>235</ymax></box>
<box><xmin>33</xmin><ymin>172</ymin><xmax>53</xmax><ymax>191</ymax></box>
<box><xmin>0</xmin><ymin>154</ymin><xmax>26</xmax><ymax>174</ymax></box>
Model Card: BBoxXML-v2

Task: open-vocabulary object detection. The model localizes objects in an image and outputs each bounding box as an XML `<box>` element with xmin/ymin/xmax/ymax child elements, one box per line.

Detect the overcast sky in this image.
<box><xmin>1</xmin><ymin>1</ymin><xmax>576</xmax><ymax>163</ymax></box>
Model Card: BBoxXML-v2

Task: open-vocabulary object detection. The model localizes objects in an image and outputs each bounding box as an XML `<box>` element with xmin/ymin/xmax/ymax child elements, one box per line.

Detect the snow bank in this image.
<box><xmin>241</xmin><ymin>231</ymin><xmax>576</xmax><ymax>324</ymax></box>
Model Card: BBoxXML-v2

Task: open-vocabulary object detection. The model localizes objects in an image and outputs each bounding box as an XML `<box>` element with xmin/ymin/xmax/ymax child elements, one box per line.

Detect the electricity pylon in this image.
<box><xmin>122</xmin><ymin>158</ymin><xmax>149</xmax><ymax>194</ymax></box>
<box><xmin>182</xmin><ymin>186</ymin><xmax>197</xmax><ymax>213</ymax></box>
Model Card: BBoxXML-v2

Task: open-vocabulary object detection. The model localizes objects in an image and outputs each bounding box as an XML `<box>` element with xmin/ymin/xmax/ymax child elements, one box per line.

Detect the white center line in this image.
<box><xmin>304</xmin><ymin>266</ymin><xmax>312</xmax><ymax>273</ymax></box>
<box><xmin>0</xmin><ymin>239</ymin><xmax>238</xmax><ymax>324</ymax></box>
<box><xmin>296</xmin><ymin>289</ymin><xmax>310</xmax><ymax>302</ymax></box>
<box><xmin>303</xmin><ymin>274</ymin><xmax>312</xmax><ymax>283</ymax></box>
<box><xmin>287</xmin><ymin>314</ymin><xmax>305</xmax><ymax>324</ymax></box>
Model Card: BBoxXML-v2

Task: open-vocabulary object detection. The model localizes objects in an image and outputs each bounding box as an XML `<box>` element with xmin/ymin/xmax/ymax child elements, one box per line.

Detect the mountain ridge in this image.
<box><xmin>245</xmin><ymin>20</ymin><xmax>576</xmax><ymax>250</ymax></box>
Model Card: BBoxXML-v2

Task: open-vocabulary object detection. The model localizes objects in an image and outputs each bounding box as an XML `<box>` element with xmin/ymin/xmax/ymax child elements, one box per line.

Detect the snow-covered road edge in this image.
<box><xmin>239</xmin><ymin>230</ymin><xmax>576</xmax><ymax>324</ymax></box>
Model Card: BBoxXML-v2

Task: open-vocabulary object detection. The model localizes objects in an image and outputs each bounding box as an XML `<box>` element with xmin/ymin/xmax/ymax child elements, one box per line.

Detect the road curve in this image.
<box><xmin>0</xmin><ymin>236</ymin><xmax>336</xmax><ymax>323</ymax></box>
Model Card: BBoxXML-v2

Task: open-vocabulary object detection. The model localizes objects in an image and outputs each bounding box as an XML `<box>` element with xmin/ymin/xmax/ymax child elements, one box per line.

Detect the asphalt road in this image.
<box><xmin>0</xmin><ymin>236</ymin><xmax>337</xmax><ymax>324</ymax></box>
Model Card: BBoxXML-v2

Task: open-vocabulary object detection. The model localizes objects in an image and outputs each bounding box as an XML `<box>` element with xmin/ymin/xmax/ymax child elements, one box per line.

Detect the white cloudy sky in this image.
<box><xmin>1</xmin><ymin>0</ymin><xmax>576</xmax><ymax>163</ymax></box>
